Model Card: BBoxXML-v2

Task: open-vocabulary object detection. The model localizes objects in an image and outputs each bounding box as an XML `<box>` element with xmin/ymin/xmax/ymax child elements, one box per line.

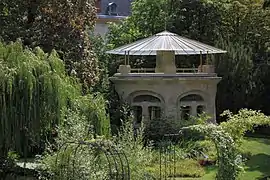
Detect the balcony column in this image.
<box><xmin>155</xmin><ymin>50</ymin><xmax>176</xmax><ymax>74</ymax></box>
<box><xmin>155</xmin><ymin>52</ymin><xmax>163</xmax><ymax>73</ymax></box>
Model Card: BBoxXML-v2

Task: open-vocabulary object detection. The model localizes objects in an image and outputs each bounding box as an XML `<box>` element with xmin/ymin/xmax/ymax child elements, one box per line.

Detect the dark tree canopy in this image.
<box><xmin>0</xmin><ymin>0</ymin><xmax>100</xmax><ymax>89</ymax></box>
<box><xmin>107</xmin><ymin>0</ymin><xmax>270</xmax><ymax>120</ymax></box>
<box><xmin>264</xmin><ymin>0</ymin><xmax>270</xmax><ymax>8</ymax></box>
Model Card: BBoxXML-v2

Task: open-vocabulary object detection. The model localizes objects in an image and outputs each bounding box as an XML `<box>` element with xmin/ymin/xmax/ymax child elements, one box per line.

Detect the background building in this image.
<box><xmin>94</xmin><ymin>0</ymin><xmax>133</xmax><ymax>37</ymax></box>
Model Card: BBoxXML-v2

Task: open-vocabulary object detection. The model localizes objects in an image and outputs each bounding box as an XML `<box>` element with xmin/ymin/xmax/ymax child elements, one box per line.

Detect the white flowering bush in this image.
<box><xmin>182</xmin><ymin>109</ymin><xmax>270</xmax><ymax>180</ymax></box>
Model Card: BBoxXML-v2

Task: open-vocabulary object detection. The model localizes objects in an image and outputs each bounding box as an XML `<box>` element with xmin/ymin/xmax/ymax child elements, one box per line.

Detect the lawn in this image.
<box><xmin>176</xmin><ymin>137</ymin><xmax>270</xmax><ymax>180</ymax></box>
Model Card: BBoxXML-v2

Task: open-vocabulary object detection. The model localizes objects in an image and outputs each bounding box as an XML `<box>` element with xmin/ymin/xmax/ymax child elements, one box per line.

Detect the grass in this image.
<box><xmin>175</xmin><ymin>137</ymin><xmax>270</xmax><ymax>180</ymax></box>
<box><xmin>239</xmin><ymin>137</ymin><xmax>270</xmax><ymax>180</ymax></box>
<box><xmin>146</xmin><ymin>159</ymin><xmax>205</xmax><ymax>179</ymax></box>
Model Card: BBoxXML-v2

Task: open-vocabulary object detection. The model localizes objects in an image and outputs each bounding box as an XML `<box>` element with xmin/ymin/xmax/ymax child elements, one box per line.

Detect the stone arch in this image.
<box><xmin>180</xmin><ymin>94</ymin><xmax>204</xmax><ymax>102</ymax></box>
<box><xmin>177</xmin><ymin>90</ymin><xmax>209</xmax><ymax>120</ymax></box>
<box><xmin>133</xmin><ymin>95</ymin><xmax>161</xmax><ymax>103</ymax></box>
<box><xmin>177</xmin><ymin>90</ymin><xmax>209</xmax><ymax>102</ymax></box>
<box><xmin>128</xmin><ymin>90</ymin><xmax>165</xmax><ymax>104</ymax></box>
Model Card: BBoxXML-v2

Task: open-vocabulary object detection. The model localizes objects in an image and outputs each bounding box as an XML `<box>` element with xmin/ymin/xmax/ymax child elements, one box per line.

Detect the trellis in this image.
<box><xmin>54</xmin><ymin>141</ymin><xmax>130</xmax><ymax>180</ymax></box>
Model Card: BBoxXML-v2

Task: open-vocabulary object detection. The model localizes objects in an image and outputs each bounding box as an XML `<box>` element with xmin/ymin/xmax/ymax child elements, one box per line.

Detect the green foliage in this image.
<box><xmin>220</xmin><ymin>109</ymin><xmax>270</xmax><ymax>144</ymax></box>
<box><xmin>195</xmin><ymin>140</ymin><xmax>217</xmax><ymax>161</ymax></box>
<box><xmin>7</xmin><ymin>151</ymin><xmax>20</xmax><ymax>162</ymax></box>
<box><xmin>182</xmin><ymin>124</ymin><xmax>243</xmax><ymax>180</ymax></box>
<box><xmin>42</xmin><ymin>115</ymin><xmax>153</xmax><ymax>180</ymax></box>
<box><xmin>41</xmin><ymin>109</ymin><xmax>110</xmax><ymax>180</ymax></box>
<box><xmin>115</xmin><ymin>118</ymin><xmax>154</xmax><ymax>180</ymax></box>
<box><xmin>0</xmin><ymin>40</ymin><xmax>110</xmax><ymax>159</ymax></box>
<box><xmin>57</xmin><ymin>108</ymin><xmax>93</xmax><ymax>144</ymax></box>
<box><xmin>143</xmin><ymin>114</ymin><xmax>209</xmax><ymax>142</ymax></box>
<box><xmin>106</xmin><ymin>0</ymin><xmax>270</xmax><ymax>117</ymax></box>
<box><xmin>144</xmin><ymin>118</ymin><xmax>181</xmax><ymax>141</ymax></box>
<box><xmin>214</xmin><ymin>39</ymin><xmax>254</xmax><ymax>113</ymax></box>
<box><xmin>181</xmin><ymin>109</ymin><xmax>270</xmax><ymax>180</ymax></box>
<box><xmin>146</xmin><ymin>159</ymin><xmax>205</xmax><ymax>178</ymax></box>
<box><xmin>89</xmin><ymin>34</ymin><xmax>110</xmax><ymax>93</ymax></box>
<box><xmin>264</xmin><ymin>0</ymin><xmax>270</xmax><ymax>8</ymax></box>
<box><xmin>0</xmin><ymin>0</ymin><xmax>100</xmax><ymax>89</ymax></box>
<box><xmin>71</xmin><ymin>95</ymin><xmax>111</xmax><ymax>138</ymax></box>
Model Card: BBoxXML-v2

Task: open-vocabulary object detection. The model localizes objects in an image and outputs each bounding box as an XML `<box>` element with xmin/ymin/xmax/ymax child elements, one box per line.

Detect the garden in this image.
<box><xmin>1</xmin><ymin>0</ymin><xmax>270</xmax><ymax>179</ymax></box>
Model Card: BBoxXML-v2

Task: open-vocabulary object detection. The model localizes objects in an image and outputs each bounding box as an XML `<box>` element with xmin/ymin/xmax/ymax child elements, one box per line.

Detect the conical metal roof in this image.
<box><xmin>106</xmin><ymin>31</ymin><xmax>226</xmax><ymax>55</ymax></box>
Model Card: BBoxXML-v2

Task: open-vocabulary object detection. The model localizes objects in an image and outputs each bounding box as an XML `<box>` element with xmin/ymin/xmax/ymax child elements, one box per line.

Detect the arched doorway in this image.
<box><xmin>179</xmin><ymin>94</ymin><xmax>206</xmax><ymax>120</ymax></box>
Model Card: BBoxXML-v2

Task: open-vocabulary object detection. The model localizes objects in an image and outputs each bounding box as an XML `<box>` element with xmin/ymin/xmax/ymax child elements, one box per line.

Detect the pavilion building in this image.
<box><xmin>107</xmin><ymin>31</ymin><xmax>226</xmax><ymax>125</ymax></box>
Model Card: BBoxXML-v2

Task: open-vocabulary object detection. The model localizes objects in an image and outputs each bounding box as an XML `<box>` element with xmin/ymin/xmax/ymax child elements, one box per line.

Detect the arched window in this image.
<box><xmin>131</xmin><ymin>93</ymin><xmax>163</xmax><ymax>122</ymax></box>
<box><xmin>179</xmin><ymin>94</ymin><xmax>205</xmax><ymax>119</ymax></box>
<box><xmin>180</xmin><ymin>94</ymin><xmax>204</xmax><ymax>102</ymax></box>
<box><xmin>148</xmin><ymin>106</ymin><xmax>161</xmax><ymax>120</ymax></box>
<box><xmin>132</xmin><ymin>106</ymin><xmax>142</xmax><ymax>123</ymax></box>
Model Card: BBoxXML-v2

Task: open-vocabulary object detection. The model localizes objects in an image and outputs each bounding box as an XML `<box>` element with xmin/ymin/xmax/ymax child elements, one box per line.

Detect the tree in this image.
<box><xmin>214</xmin><ymin>38</ymin><xmax>254</xmax><ymax>116</ymax></box>
<box><xmin>107</xmin><ymin>0</ymin><xmax>270</xmax><ymax>118</ymax></box>
<box><xmin>0</xmin><ymin>40</ymin><xmax>110</xmax><ymax>161</ymax></box>
<box><xmin>264</xmin><ymin>0</ymin><xmax>270</xmax><ymax>8</ymax></box>
<box><xmin>0</xmin><ymin>0</ymin><xmax>100</xmax><ymax>90</ymax></box>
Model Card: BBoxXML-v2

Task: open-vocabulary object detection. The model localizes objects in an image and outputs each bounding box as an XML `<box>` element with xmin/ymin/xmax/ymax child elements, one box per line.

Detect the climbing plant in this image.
<box><xmin>182</xmin><ymin>109</ymin><xmax>270</xmax><ymax>180</ymax></box>
<box><xmin>181</xmin><ymin>124</ymin><xmax>243</xmax><ymax>180</ymax></box>
<box><xmin>220</xmin><ymin>109</ymin><xmax>270</xmax><ymax>144</ymax></box>
<box><xmin>0</xmin><ymin>40</ymin><xmax>110</xmax><ymax>159</ymax></box>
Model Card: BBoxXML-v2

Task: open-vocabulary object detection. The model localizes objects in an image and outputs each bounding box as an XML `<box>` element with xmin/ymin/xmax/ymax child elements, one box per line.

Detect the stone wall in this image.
<box><xmin>111</xmin><ymin>75</ymin><xmax>221</xmax><ymax>122</ymax></box>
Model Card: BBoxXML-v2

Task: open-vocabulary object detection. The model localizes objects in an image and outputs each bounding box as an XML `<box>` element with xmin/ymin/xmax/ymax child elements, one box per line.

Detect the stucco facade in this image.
<box><xmin>110</xmin><ymin>71</ymin><xmax>221</xmax><ymax>123</ymax></box>
<box><xmin>108</xmin><ymin>31</ymin><xmax>225</xmax><ymax>125</ymax></box>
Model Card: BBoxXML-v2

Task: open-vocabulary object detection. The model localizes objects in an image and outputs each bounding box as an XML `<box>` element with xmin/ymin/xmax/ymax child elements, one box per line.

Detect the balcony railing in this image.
<box><xmin>129</xmin><ymin>68</ymin><xmax>198</xmax><ymax>73</ymax></box>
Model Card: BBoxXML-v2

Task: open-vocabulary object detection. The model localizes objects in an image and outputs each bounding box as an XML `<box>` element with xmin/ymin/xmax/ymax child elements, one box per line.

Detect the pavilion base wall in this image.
<box><xmin>110</xmin><ymin>75</ymin><xmax>221</xmax><ymax>124</ymax></box>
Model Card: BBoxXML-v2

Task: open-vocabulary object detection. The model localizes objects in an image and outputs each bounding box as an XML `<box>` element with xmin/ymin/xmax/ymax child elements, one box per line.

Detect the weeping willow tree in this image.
<box><xmin>0</xmin><ymin>40</ymin><xmax>110</xmax><ymax>159</ymax></box>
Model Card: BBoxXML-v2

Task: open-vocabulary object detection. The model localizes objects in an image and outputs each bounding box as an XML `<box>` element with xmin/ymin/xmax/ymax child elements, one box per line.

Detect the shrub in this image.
<box><xmin>180</xmin><ymin>109</ymin><xmax>270</xmax><ymax>180</ymax></box>
<box><xmin>115</xmin><ymin>119</ymin><xmax>155</xmax><ymax>180</ymax></box>
<box><xmin>181</xmin><ymin>124</ymin><xmax>243</xmax><ymax>180</ymax></box>
<box><xmin>40</xmin><ymin>109</ymin><xmax>109</xmax><ymax>180</ymax></box>
<box><xmin>144</xmin><ymin>118</ymin><xmax>181</xmax><ymax>142</ymax></box>
<box><xmin>220</xmin><ymin>109</ymin><xmax>270</xmax><ymax>145</ymax></box>
<box><xmin>194</xmin><ymin>140</ymin><xmax>217</xmax><ymax>162</ymax></box>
